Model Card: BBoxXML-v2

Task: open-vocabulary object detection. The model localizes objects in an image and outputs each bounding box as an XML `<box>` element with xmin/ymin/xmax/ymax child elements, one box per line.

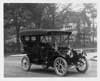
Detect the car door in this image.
<box><xmin>31</xmin><ymin>36</ymin><xmax>40</xmax><ymax>59</ymax></box>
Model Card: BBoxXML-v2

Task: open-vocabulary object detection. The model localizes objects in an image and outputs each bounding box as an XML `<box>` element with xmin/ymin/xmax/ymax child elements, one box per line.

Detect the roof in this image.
<box><xmin>20</xmin><ymin>29</ymin><xmax>72</xmax><ymax>36</ymax></box>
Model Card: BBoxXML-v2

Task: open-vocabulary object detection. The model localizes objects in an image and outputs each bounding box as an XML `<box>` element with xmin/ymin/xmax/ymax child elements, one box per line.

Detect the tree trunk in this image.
<box><xmin>52</xmin><ymin>10</ymin><xmax>55</xmax><ymax>28</ymax></box>
<box><xmin>15</xmin><ymin>11</ymin><xmax>20</xmax><ymax>53</ymax></box>
<box><xmin>16</xmin><ymin>25</ymin><xmax>20</xmax><ymax>52</ymax></box>
<box><xmin>76</xmin><ymin>20</ymin><xmax>81</xmax><ymax>48</ymax></box>
<box><xmin>92</xmin><ymin>18</ymin><xmax>95</xmax><ymax>44</ymax></box>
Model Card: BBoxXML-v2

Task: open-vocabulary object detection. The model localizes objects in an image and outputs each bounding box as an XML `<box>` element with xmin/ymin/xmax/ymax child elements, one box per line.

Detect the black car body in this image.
<box><xmin>20</xmin><ymin>29</ymin><xmax>88</xmax><ymax>76</ymax></box>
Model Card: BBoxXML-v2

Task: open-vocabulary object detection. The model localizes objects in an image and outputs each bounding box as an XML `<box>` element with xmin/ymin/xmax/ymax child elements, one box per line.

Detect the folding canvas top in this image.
<box><xmin>20</xmin><ymin>29</ymin><xmax>72</xmax><ymax>36</ymax></box>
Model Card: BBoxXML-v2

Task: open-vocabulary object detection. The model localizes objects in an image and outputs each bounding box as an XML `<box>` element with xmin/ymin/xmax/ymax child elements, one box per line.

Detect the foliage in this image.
<box><xmin>4</xmin><ymin>3</ymin><xmax>97</xmax><ymax>54</ymax></box>
<box><xmin>4</xmin><ymin>3</ymin><xmax>57</xmax><ymax>52</ymax></box>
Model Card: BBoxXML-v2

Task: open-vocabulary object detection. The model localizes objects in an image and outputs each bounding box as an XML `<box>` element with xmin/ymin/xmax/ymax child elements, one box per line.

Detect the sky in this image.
<box><xmin>57</xmin><ymin>3</ymin><xmax>96</xmax><ymax>12</ymax></box>
<box><xmin>57</xmin><ymin>3</ymin><xmax>97</xmax><ymax>24</ymax></box>
<box><xmin>57</xmin><ymin>3</ymin><xmax>84</xmax><ymax>12</ymax></box>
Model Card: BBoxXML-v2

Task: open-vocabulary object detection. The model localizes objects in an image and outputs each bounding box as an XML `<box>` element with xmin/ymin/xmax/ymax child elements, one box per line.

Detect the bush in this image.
<box><xmin>4</xmin><ymin>42</ymin><xmax>21</xmax><ymax>56</ymax></box>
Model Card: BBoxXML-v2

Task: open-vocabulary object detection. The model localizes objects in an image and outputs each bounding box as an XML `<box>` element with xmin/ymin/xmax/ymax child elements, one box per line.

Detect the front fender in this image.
<box><xmin>81</xmin><ymin>50</ymin><xmax>87</xmax><ymax>57</ymax></box>
<box><xmin>48</xmin><ymin>51</ymin><xmax>67</xmax><ymax>67</ymax></box>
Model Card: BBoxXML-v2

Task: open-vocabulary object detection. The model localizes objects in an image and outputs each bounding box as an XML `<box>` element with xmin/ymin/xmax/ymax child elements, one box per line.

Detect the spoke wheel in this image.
<box><xmin>76</xmin><ymin>57</ymin><xmax>88</xmax><ymax>73</ymax></box>
<box><xmin>54</xmin><ymin>57</ymin><xmax>68</xmax><ymax>76</ymax></box>
<box><xmin>21</xmin><ymin>56</ymin><xmax>31</xmax><ymax>71</ymax></box>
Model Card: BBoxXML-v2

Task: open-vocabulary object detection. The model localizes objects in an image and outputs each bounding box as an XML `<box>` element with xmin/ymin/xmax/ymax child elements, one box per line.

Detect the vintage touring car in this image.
<box><xmin>20</xmin><ymin>29</ymin><xmax>88</xmax><ymax>76</ymax></box>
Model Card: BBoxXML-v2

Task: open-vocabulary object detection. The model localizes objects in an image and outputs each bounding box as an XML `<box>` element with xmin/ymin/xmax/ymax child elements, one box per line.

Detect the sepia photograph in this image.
<box><xmin>4</xmin><ymin>2</ymin><xmax>97</xmax><ymax>77</ymax></box>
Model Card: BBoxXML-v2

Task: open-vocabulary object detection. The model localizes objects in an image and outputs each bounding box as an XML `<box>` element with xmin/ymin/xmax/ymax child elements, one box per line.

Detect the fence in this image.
<box><xmin>68</xmin><ymin>32</ymin><xmax>97</xmax><ymax>49</ymax></box>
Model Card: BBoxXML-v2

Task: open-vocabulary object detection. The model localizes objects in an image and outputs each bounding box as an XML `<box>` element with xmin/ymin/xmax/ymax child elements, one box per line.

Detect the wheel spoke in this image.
<box><xmin>54</xmin><ymin>57</ymin><xmax>68</xmax><ymax>76</ymax></box>
<box><xmin>58</xmin><ymin>59</ymin><xmax>61</xmax><ymax>64</ymax></box>
<box><xmin>21</xmin><ymin>56</ymin><xmax>31</xmax><ymax>71</ymax></box>
<box><xmin>56</xmin><ymin>60</ymin><xmax>66</xmax><ymax>74</ymax></box>
<box><xmin>59</xmin><ymin>69</ymin><xmax>63</xmax><ymax>74</ymax></box>
<box><xmin>56</xmin><ymin>61</ymin><xmax>60</xmax><ymax>64</ymax></box>
<box><xmin>56</xmin><ymin>64</ymin><xmax>59</xmax><ymax>68</ymax></box>
<box><xmin>77</xmin><ymin>58</ymin><xmax>87</xmax><ymax>70</ymax></box>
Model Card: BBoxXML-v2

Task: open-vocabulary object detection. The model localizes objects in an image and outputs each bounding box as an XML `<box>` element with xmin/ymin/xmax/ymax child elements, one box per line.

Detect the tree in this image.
<box><xmin>4</xmin><ymin>3</ymin><xmax>58</xmax><ymax>52</ymax></box>
<box><xmin>55</xmin><ymin>3</ymin><xmax>92</xmax><ymax>48</ymax></box>
<box><xmin>4</xmin><ymin>3</ymin><xmax>24</xmax><ymax>52</ymax></box>
<box><xmin>83</xmin><ymin>3</ymin><xmax>97</xmax><ymax>43</ymax></box>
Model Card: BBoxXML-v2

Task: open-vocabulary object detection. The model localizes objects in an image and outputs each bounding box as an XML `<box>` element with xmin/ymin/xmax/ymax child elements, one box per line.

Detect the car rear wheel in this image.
<box><xmin>54</xmin><ymin>57</ymin><xmax>68</xmax><ymax>76</ymax></box>
<box><xmin>21</xmin><ymin>55</ymin><xmax>31</xmax><ymax>71</ymax></box>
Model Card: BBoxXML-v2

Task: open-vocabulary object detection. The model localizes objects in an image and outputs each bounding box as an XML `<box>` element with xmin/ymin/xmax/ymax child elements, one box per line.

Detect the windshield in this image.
<box><xmin>40</xmin><ymin>35</ymin><xmax>70</xmax><ymax>47</ymax></box>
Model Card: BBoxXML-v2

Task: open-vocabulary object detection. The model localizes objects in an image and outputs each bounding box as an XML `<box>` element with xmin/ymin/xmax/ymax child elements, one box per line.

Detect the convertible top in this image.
<box><xmin>20</xmin><ymin>29</ymin><xmax>72</xmax><ymax>36</ymax></box>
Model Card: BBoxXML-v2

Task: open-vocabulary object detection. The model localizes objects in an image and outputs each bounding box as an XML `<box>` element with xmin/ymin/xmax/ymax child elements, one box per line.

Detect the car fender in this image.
<box><xmin>48</xmin><ymin>51</ymin><xmax>67</xmax><ymax>67</ymax></box>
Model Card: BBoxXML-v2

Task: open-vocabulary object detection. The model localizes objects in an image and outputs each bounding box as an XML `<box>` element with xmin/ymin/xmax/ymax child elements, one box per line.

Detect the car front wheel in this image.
<box><xmin>76</xmin><ymin>57</ymin><xmax>88</xmax><ymax>73</ymax></box>
<box><xmin>54</xmin><ymin>57</ymin><xmax>68</xmax><ymax>76</ymax></box>
<box><xmin>21</xmin><ymin>55</ymin><xmax>31</xmax><ymax>71</ymax></box>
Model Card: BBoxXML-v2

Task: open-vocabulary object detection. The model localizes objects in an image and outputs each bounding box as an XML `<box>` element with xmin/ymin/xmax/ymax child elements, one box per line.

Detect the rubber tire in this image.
<box><xmin>21</xmin><ymin>55</ymin><xmax>31</xmax><ymax>71</ymax></box>
<box><xmin>76</xmin><ymin>57</ymin><xmax>88</xmax><ymax>73</ymax></box>
<box><xmin>54</xmin><ymin>57</ymin><xmax>68</xmax><ymax>76</ymax></box>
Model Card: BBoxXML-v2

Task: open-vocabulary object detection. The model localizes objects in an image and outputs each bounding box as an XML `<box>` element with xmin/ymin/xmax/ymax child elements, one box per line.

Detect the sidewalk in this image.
<box><xmin>87</xmin><ymin>52</ymin><xmax>97</xmax><ymax>61</ymax></box>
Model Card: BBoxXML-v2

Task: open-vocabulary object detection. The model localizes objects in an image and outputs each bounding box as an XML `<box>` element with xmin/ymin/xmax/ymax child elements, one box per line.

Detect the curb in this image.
<box><xmin>90</xmin><ymin>56</ymin><xmax>97</xmax><ymax>61</ymax></box>
<box><xmin>90</xmin><ymin>59</ymin><xmax>97</xmax><ymax>61</ymax></box>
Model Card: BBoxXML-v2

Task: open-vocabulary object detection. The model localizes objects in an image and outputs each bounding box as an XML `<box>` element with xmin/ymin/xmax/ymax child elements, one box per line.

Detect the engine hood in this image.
<box><xmin>74</xmin><ymin>49</ymin><xmax>85</xmax><ymax>53</ymax></box>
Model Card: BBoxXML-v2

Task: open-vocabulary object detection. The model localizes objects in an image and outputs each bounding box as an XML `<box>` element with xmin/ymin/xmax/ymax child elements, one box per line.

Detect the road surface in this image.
<box><xmin>4</xmin><ymin>55</ymin><xmax>97</xmax><ymax>77</ymax></box>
